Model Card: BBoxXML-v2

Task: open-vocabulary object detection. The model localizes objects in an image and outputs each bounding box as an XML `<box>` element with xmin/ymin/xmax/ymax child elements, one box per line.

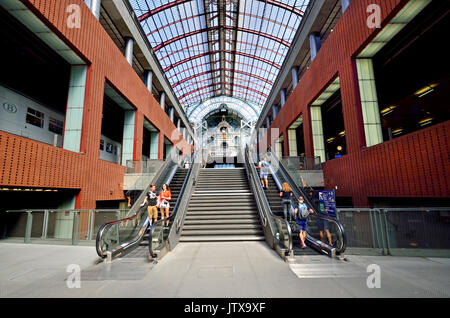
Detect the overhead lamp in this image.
<box><xmin>414</xmin><ymin>83</ymin><xmax>438</xmax><ymax>98</ymax></box>
<box><xmin>326</xmin><ymin>137</ymin><xmax>336</xmax><ymax>143</ymax></box>
<box><xmin>338</xmin><ymin>131</ymin><xmax>346</xmax><ymax>137</ymax></box>
<box><xmin>418</xmin><ymin>118</ymin><xmax>433</xmax><ymax>127</ymax></box>
<box><xmin>392</xmin><ymin>128</ymin><xmax>403</xmax><ymax>136</ymax></box>
<box><xmin>381</xmin><ymin>105</ymin><xmax>397</xmax><ymax>116</ymax></box>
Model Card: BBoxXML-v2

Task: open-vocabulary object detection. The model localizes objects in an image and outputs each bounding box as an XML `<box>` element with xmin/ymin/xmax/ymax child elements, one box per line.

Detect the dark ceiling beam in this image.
<box><xmin>153</xmin><ymin>25</ymin><xmax>290</xmax><ymax>51</ymax></box>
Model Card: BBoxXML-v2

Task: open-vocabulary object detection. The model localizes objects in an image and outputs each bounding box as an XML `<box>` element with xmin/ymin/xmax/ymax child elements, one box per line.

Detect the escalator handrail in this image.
<box><xmin>266</xmin><ymin>150</ymin><xmax>347</xmax><ymax>254</ymax></box>
<box><xmin>148</xmin><ymin>153</ymin><xmax>197</xmax><ymax>257</ymax></box>
<box><xmin>244</xmin><ymin>146</ymin><xmax>293</xmax><ymax>254</ymax></box>
<box><xmin>95</xmin><ymin>152</ymin><xmax>187</xmax><ymax>258</ymax></box>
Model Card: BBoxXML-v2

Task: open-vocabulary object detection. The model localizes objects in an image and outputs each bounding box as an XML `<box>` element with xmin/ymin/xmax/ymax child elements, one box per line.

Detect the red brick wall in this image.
<box><xmin>265</xmin><ymin>0</ymin><xmax>450</xmax><ymax>206</ymax></box>
<box><xmin>0</xmin><ymin>0</ymin><xmax>190</xmax><ymax>213</ymax></box>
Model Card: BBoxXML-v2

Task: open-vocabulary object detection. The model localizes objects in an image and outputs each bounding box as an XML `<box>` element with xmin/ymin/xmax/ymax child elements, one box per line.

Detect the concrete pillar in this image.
<box><xmin>160</xmin><ymin>92</ymin><xmax>166</xmax><ymax>111</ymax></box>
<box><xmin>124</xmin><ymin>37</ymin><xmax>134</xmax><ymax>66</ymax></box>
<box><xmin>121</xmin><ymin>110</ymin><xmax>135</xmax><ymax>166</ymax></box>
<box><xmin>341</xmin><ymin>0</ymin><xmax>351</xmax><ymax>13</ymax></box>
<box><xmin>150</xmin><ymin>132</ymin><xmax>159</xmax><ymax>159</ymax></box>
<box><xmin>309</xmin><ymin>32</ymin><xmax>321</xmax><ymax>61</ymax></box>
<box><xmin>64</xmin><ymin>65</ymin><xmax>87</xmax><ymax>153</ymax></box>
<box><xmin>292</xmin><ymin>66</ymin><xmax>299</xmax><ymax>90</ymax></box>
<box><xmin>168</xmin><ymin>107</ymin><xmax>174</xmax><ymax>123</ymax></box>
<box><xmin>280</xmin><ymin>89</ymin><xmax>287</xmax><ymax>107</ymax></box>
<box><xmin>273</xmin><ymin>105</ymin><xmax>279</xmax><ymax>120</ymax></box>
<box><xmin>90</xmin><ymin>0</ymin><xmax>101</xmax><ymax>20</ymax></box>
<box><xmin>310</xmin><ymin>106</ymin><xmax>326</xmax><ymax>163</ymax></box>
<box><xmin>144</xmin><ymin>70</ymin><xmax>153</xmax><ymax>93</ymax></box>
<box><xmin>356</xmin><ymin>59</ymin><xmax>383</xmax><ymax>147</ymax></box>
<box><xmin>288</xmin><ymin>129</ymin><xmax>297</xmax><ymax>157</ymax></box>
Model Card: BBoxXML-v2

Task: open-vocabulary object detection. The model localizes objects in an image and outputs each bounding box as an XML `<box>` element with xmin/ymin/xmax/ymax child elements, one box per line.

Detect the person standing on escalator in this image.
<box><xmin>258</xmin><ymin>156</ymin><xmax>270</xmax><ymax>189</ymax></box>
<box><xmin>308</xmin><ymin>190</ymin><xmax>333</xmax><ymax>246</ymax></box>
<box><xmin>294</xmin><ymin>196</ymin><xmax>314</xmax><ymax>249</ymax></box>
<box><xmin>159</xmin><ymin>184</ymin><xmax>172</xmax><ymax>228</ymax></box>
<box><xmin>141</xmin><ymin>184</ymin><xmax>159</xmax><ymax>228</ymax></box>
<box><xmin>280</xmin><ymin>182</ymin><xmax>293</xmax><ymax>221</ymax></box>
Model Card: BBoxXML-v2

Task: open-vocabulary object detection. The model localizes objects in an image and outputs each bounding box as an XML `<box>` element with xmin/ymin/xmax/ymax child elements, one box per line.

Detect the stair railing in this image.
<box><xmin>148</xmin><ymin>152</ymin><xmax>200</xmax><ymax>260</ymax></box>
<box><xmin>95</xmin><ymin>149</ymin><xmax>185</xmax><ymax>259</ymax></box>
<box><xmin>243</xmin><ymin>145</ymin><xmax>293</xmax><ymax>260</ymax></box>
<box><xmin>265</xmin><ymin>149</ymin><xmax>346</xmax><ymax>256</ymax></box>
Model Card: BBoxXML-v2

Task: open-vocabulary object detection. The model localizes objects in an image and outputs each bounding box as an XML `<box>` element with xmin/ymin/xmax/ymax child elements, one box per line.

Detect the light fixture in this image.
<box><xmin>392</xmin><ymin>128</ymin><xmax>403</xmax><ymax>136</ymax></box>
<box><xmin>414</xmin><ymin>83</ymin><xmax>438</xmax><ymax>98</ymax></box>
<box><xmin>337</xmin><ymin>146</ymin><xmax>343</xmax><ymax>151</ymax></box>
<box><xmin>326</xmin><ymin>137</ymin><xmax>336</xmax><ymax>143</ymax></box>
<box><xmin>338</xmin><ymin>131</ymin><xmax>346</xmax><ymax>137</ymax></box>
<box><xmin>381</xmin><ymin>105</ymin><xmax>397</xmax><ymax>116</ymax></box>
<box><xmin>418</xmin><ymin>118</ymin><xmax>433</xmax><ymax>127</ymax></box>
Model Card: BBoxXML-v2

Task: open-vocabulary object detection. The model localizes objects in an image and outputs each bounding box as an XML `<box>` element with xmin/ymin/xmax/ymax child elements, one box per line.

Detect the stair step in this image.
<box><xmin>185</xmin><ymin>215</ymin><xmax>260</xmax><ymax>220</ymax></box>
<box><xmin>179</xmin><ymin>235</ymin><xmax>265</xmax><ymax>242</ymax></box>
<box><xmin>184</xmin><ymin>219</ymin><xmax>260</xmax><ymax>225</ymax></box>
<box><xmin>183</xmin><ymin>224</ymin><xmax>261</xmax><ymax>230</ymax></box>
<box><xmin>182</xmin><ymin>228</ymin><xmax>263</xmax><ymax>235</ymax></box>
<box><xmin>188</xmin><ymin>202</ymin><xmax>256</xmax><ymax>208</ymax></box>
<box><xmin>187</xmin><ymin>209</ymin><xmax>256</xmax><ymax>214</ymax></box>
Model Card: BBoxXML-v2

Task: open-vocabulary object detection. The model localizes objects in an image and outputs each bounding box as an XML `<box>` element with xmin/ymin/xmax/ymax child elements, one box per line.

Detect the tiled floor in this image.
<box><xmin>1</xmin><ymin>241</ymin><xmax>450</xmax><ymax>298</ymax></box>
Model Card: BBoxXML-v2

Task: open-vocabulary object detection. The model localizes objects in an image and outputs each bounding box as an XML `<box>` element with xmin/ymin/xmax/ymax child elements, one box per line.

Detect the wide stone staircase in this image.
<box><xmin>180</xmin><ymin>168</ymin><xmax>264</xmax><ymax>242</ymax></box>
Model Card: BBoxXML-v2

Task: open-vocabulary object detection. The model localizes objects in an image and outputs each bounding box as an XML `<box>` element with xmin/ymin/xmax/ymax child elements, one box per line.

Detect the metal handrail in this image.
<box><xmin>244</xmin><ymin>145</ymin><xmax>293</xmax><ymax>257</ymax></box>
<box><xmin>148</xmin><ymin>153</ymin><xmax>198</xmax><ymax>258</ymax></box>
<box><xmin>266</xmin><ymin>150</ymin><xmax>347</xmax><ymax>255</ymax></box>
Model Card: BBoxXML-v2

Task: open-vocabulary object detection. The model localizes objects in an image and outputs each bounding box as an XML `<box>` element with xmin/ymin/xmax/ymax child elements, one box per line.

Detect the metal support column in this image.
<box><xmin>124</xmin><ymin>37</ymin><xmax>134</xmax><ymax>66</ymax></box>
<box><xmin>144</xmin><ymin>70</ymin><xmax>153</xmax><ymax>94</ymax></box>
<box><xmin>309</xmin><ymin>32</ymin><xmax>321</xmax><ymax>61</ymax></box>
<box><xmin>90</xmin><ymin>0</ymin><xmax>101</xmax><ymax>20</ymax></box>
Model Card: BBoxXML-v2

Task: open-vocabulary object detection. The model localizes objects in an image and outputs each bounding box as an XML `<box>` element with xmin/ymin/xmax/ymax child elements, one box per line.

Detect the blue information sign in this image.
<box><xmin>318</xmin><ymin>190</ymin><xmax>336</xmax><ymax>218</ymax></box>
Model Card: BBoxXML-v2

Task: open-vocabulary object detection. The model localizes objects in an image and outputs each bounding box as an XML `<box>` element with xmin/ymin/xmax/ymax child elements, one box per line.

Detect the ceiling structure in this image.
<box><xmin>129</xmin><ymin>0</ymin><xmax>311</xmax><ymax>122</ymax></box>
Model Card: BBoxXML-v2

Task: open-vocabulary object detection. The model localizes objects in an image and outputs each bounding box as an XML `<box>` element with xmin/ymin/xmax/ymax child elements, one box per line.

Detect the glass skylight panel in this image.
<box><xmin>129</xmin><ymin>0</ymin><xmax>311</xmax><ymax>113</ymax></box>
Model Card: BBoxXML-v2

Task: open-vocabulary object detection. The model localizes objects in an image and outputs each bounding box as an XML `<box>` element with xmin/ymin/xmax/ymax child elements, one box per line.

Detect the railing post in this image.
<box><xmin>41</xmin><ymin>210</ymin><xmax>49</xmax><ymax>239</ymax></box>
<box><xmin>368</xmin><ymin>210</ymin><xmax>376</xmax><ymax>249</ymax></box>
<box><xmin>372</xmin><ymin>209</ymin><xmax>384</xmax><ymax>255</ymax></box>
<box><xmin>87</xmin><ymin>210</ymin><xmax>93</xmax><ymax>241</ymax></box>
<box><xmin>376</xmin><ymin>209</ymin><xmax>387</xmax><ymax>255</ymax></box>
<box><xmin>382</xmin><ymin>209</ymin><xmax>391</xmax><ymax>255</ymax></box>
<box><xmin>72</xmin><ymin>211</ymin><xmax>79</xmax><ymax>246</ymax></box>
<box><xmin>24</xmin><ymin>211</ymin><xmax>33</xmax><ymax>244</ymax></box>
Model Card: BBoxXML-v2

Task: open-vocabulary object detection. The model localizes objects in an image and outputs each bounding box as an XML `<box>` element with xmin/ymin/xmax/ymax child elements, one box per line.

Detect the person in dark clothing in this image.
<box><xmin>125</xmin><ymin>189</ymin><xmax>141</xmax><ymax>208</ymax></box>
<box><xmin>141</xmin><ymin>184</ymin><xmax>159</xmax><ymax>227</ymax></box>
<box><xmin>308</xmin><ymin>190</ymin><xmax>333</xmax><ymax>246</ymax></box>
<box><xmin>280</xmin><ymin>182</ymin><xmax>293</xmax><ymax>221</ymax></box>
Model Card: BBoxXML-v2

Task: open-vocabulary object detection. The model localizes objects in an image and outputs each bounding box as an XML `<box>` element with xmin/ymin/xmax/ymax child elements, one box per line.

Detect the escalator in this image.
<box><xmin>125</xmin><ymin>167</ymin><xmax>187</xmax><ymax>258</ymax></box>
<box><xmin>262</xmin><ymin>173</ymin><xmax>320</xmax><ymax>256</ymax></box>
<box><xmin>96</xmin><ymin>152</ymin><xmax>191</xmax><ymax>259</ymax></box>
<box><xmin>245</xmin><ymin>146</ymin><xmax>346</xmax><ymax>258</ymax></box>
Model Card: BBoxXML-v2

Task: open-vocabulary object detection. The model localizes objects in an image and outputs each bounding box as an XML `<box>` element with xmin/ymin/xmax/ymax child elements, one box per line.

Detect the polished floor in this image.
<box><xmin>0</xmin><ymin>242</ymin><xmax>450</xmax><ymax>298</ymax></box>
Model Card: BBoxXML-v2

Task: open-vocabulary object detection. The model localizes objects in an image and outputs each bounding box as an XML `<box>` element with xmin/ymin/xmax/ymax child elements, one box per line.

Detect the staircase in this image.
<box><xmin>180</xmin><ymin>168</ymin><xmax>264</xmax><ymax>242</ymax></box>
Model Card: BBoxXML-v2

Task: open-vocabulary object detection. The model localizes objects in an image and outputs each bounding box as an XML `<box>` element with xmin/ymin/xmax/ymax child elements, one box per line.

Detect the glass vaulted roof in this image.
<box><xmin>129</xmin><ymin>0</ymin><xmax>310</xmax><ymax>121</ymax></box>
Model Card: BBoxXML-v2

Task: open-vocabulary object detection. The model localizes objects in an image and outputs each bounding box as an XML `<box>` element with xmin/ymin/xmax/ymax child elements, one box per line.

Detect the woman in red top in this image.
<box><xmin>159</xmin><ymin>184</ymin><xmax>172</xmax><ymax>227</ymax></box>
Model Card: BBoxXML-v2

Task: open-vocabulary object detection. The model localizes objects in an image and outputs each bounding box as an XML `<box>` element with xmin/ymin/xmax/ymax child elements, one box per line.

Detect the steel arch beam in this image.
<box><xmin>173</xmin><ymin>68</ymin><xmax>274</xmax><ymax>88</ymax></box>
<box><xmin>257</xmin><ymin>0</ymin><xmax>305</xmax><ymax>16</ymax></box>
<box><xmin>164</xmin><ymin>50</ymin><xmax>280</xmax><ymax>73</ymax></box>
<box><xmin>154</xmin><ymin>26</ymin><xmax>290</xmax><ymax>51</ymax></box>
<box><xmin>138</xmin><ymin>0</ymin><xmax>192</xmax><ymax>21</ymax></box>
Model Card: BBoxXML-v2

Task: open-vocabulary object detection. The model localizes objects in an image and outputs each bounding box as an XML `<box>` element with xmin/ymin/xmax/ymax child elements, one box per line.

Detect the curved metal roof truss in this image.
<box><xmin>129</xmin><ymin>0</ymin><xmax>311</xmax><ymax>121</ymax></box>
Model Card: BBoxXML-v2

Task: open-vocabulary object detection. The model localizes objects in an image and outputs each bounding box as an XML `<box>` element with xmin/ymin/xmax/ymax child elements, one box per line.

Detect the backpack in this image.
<box><xmin>299</xmin><ymin>206</ymin><xmax>310</xmax><ymax>220</ymax></box>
